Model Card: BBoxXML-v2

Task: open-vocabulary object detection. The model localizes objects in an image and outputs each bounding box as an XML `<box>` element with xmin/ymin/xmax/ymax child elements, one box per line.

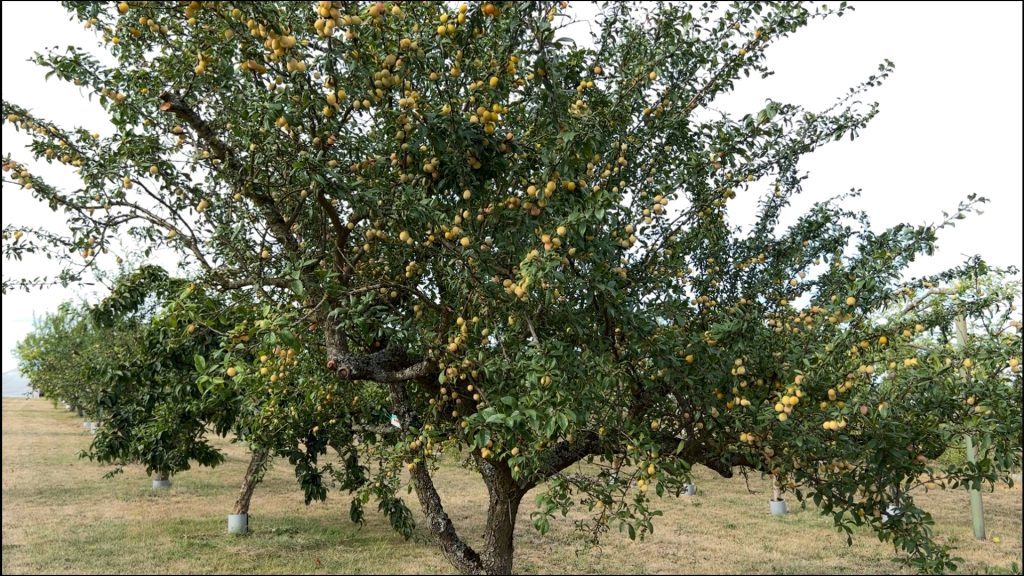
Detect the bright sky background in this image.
<box><xmin>2</xmin><ymin>1</ymin><xmax>1022</xmax><ymax>373</ymax></box>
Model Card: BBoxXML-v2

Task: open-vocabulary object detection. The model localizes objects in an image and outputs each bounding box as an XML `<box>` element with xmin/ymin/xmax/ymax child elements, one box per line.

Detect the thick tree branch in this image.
<box><xmin>655</xmin><ymin>433</ymin><xmax>755</xmax><ymax>479</ymax></box>
<box><xmin>158</xmin><ymin>91</ymin><xmax>299</xmax><ymax>255</ymax></box>
<box><xmin>326</xmin><ymin>346</ymin><xmax>436</xmax><ymax>384</ymax></box>
<box><xmin>524</xmin><ymin>431</ymin><xmax>602</xmax><ymax>492</ymax></box>
<box><xmin>159</xmin><ymin>92</ymin><xmax>240</xmax><ymax>173</ymax></box>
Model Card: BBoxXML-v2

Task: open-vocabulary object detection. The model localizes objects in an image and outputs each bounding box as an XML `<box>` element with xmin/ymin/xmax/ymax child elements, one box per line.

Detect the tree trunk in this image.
<box><xmin>380</xmin><ymin>377</ymin><xmax>595</xmax><ymax>574</ymax></box>
<box><xmin>408</xmin><ymin>461</ymin><xmax>485</xmax><ymax>573</ymax></box>
<box><xmin>380</xmin><ymin>370</ymin><xmax>530</xmax><ymax>574</ymax></box>
<box><xmin>479</xmin><ymin>459</ymin><xmax>524</xmax><ymax>575</ymax></box>
<box><xmin>233</xmin><ymin>449</ymin><xmax>269</xmax><ymax>515</ymax></box>
<box><xmin>405</xmin><ymin>456</ymin><xmax>525</xmax><ymax>575</ymax></box>
<box><xmin>156</xmin><ymin>470</ymin><xmax>169</xmax><ymax>482</ymax></box>
<box><xmin>383</xmin><ymin>382</ymin><xmax>486</xmax><ymax>574</ymax></box>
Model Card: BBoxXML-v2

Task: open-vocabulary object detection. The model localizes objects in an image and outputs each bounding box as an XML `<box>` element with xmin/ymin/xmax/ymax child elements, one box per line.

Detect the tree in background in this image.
<box><xmin>16</xmin><ymin>303</ymin><xmax>98</xmax><ymax>418</ymax></box>
<box><xmin>16</xmin><ymin>266</ymin><xmax>228</xmax><ymax>484</ymax></box>
<box><xmin>3</xmin><ymin>2</ymin><xmax>1020</xmax><ymax>573</ymax></box>
<box><xmin>86</xmin><ymin>265</ymin><xmax>226</xmax><ymax>483</ymax></box>
<box><xmin>17</xmin><ymin>264</ymin><xmax>408</xmax><ymax>527</ymax></box>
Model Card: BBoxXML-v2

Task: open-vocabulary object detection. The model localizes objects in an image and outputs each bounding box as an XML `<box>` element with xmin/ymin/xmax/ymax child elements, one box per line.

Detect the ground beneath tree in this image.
<box><xmin>2</xmin><ymin>398</ymin><xmax>1021</xmax><ymax>574</ymax></box>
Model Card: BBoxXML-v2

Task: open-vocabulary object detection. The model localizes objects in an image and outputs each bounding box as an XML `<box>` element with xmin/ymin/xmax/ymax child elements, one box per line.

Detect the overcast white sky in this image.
<box><xmin>2</xmin><ymin>1</ymin><xmax>1022</xmax><ymax>373</ymax></box>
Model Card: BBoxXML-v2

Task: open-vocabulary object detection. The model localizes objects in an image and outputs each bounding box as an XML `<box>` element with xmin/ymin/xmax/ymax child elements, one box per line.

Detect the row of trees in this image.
<box><xmin>5</xmin><ymin>2</ymin><xmax>1021</xmax><ymax>573</ymax></box>
<box><xmin>17</xmin><ymin>264</ymin><xmax>413</xmax><ymax>527</ymax></box>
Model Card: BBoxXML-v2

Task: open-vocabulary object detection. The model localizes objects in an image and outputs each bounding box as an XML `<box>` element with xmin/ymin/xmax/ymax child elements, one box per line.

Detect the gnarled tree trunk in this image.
<box><xmin>233</xmin><ymin>449</ymin><xmax>269</xmax><ymax>515</ymax></box>
<box><xmin>386</xmin><ymin>381</ymin><xmax>528</xmax><ymax>575</ymax></box>
<box><xmin>403</xmin><ymin>454</ymin><xmax>525</xmax><ymax>575</ymax></box>
<box><xmin>408</xmin><ymin>459</ymin><xmax>485</xmax><ymax>574</ymax></box>
<box><xmin>479</xmin><ymin>459</ymin><xmax>524</xmax><ymax>575</ymax></box>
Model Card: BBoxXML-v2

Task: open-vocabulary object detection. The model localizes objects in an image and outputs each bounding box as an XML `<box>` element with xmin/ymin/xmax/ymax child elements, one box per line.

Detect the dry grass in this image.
<box><xmin>2</xmin><ymin>398</ymin><xmax>1021</xmax><ymax>574</ymax></box>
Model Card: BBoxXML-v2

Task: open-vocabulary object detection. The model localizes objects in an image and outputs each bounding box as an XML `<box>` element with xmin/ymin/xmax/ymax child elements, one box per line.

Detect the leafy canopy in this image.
<box><xmin>5</xmin><ymin>2</ymin><xmax>1022</xmax><ymax>573</ymax></box>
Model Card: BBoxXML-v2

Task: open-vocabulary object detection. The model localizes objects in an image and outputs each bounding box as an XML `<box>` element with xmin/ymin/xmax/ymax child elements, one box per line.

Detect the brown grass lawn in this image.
<box><xmin>2</xmin><ymin>398</ymin><xmax>1021</xmax><ymax>574</ymax></box>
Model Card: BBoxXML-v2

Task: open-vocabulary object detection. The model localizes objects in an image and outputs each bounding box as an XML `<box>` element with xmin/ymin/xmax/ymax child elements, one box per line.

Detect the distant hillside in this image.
<box><xmin>2</xmin><ymin>369</ymin><xmax>33</xmax><ymax>397</ymax></box>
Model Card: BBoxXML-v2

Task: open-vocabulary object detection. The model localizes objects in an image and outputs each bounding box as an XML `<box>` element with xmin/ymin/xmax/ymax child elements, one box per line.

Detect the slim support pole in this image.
<box><xmin>955</xmin><ymin>315</ymin><xmax>986</xmax><ymax>540</ymax></box>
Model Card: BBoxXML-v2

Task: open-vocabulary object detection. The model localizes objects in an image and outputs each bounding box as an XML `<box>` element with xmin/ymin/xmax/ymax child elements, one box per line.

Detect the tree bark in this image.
<box><xmin>479</xmin><ymin>459</ymin><xmax>524</xmax><ymax>575</ymax></box>
<box><xmin>404</xmin><ymin>453</ymin><xmax>525</xmax><ymax>575</ymax></box>
<box><xmin>232</xmin><ymin>449</ymin><xmax>269</xmax><ymax>515</ymax></box>
<box><xmin>156</xmin><ymin>470</ymin><xmax>169</xmax><ymax>482</ymax></box>
<box><xmin>385</xmin><ymin>382</ymin><xmax>484</xmax><ymax>573</ymax></box>
<box><xmin>408</xmin><ymin>460</ymin><xmax>486</xmax><ymax>574</ymax></box>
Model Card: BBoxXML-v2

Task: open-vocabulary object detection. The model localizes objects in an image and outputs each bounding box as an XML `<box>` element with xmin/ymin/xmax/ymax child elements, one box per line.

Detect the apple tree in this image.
<box><xmin>3</xmin><ymin>1</ymin><xmax>1021</xmax><ymax>574</ymax></box>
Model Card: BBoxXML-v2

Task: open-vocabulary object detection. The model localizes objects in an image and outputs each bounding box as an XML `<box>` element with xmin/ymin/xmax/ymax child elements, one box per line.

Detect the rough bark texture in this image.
<box><xmin>232</xmin><ymin>449</ymin><xmax>269</xmax><ymax>515</ymax></box>
<box><xmin>327</xmin><ymin>345</ymin><xmax>435</xmax><ymax>382</ymax></box>
<box><xmin>409</xmin><ymin>459</ymin><xmax>486</xmax><ymax>574</ymax></box>
<box><xmin>386</xmin><ymin>382</ymin><xmax>485</xmax><ymax>573</ymax></box>
<box><xmin>479</xmin><ymin>459</ymin><xmax>525</xmax><ymax>575</ymax></box>
<box><xmin>385</xmin><ymin>380</ymin><xmax>530</xmax><ymax>574</ymax></box>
